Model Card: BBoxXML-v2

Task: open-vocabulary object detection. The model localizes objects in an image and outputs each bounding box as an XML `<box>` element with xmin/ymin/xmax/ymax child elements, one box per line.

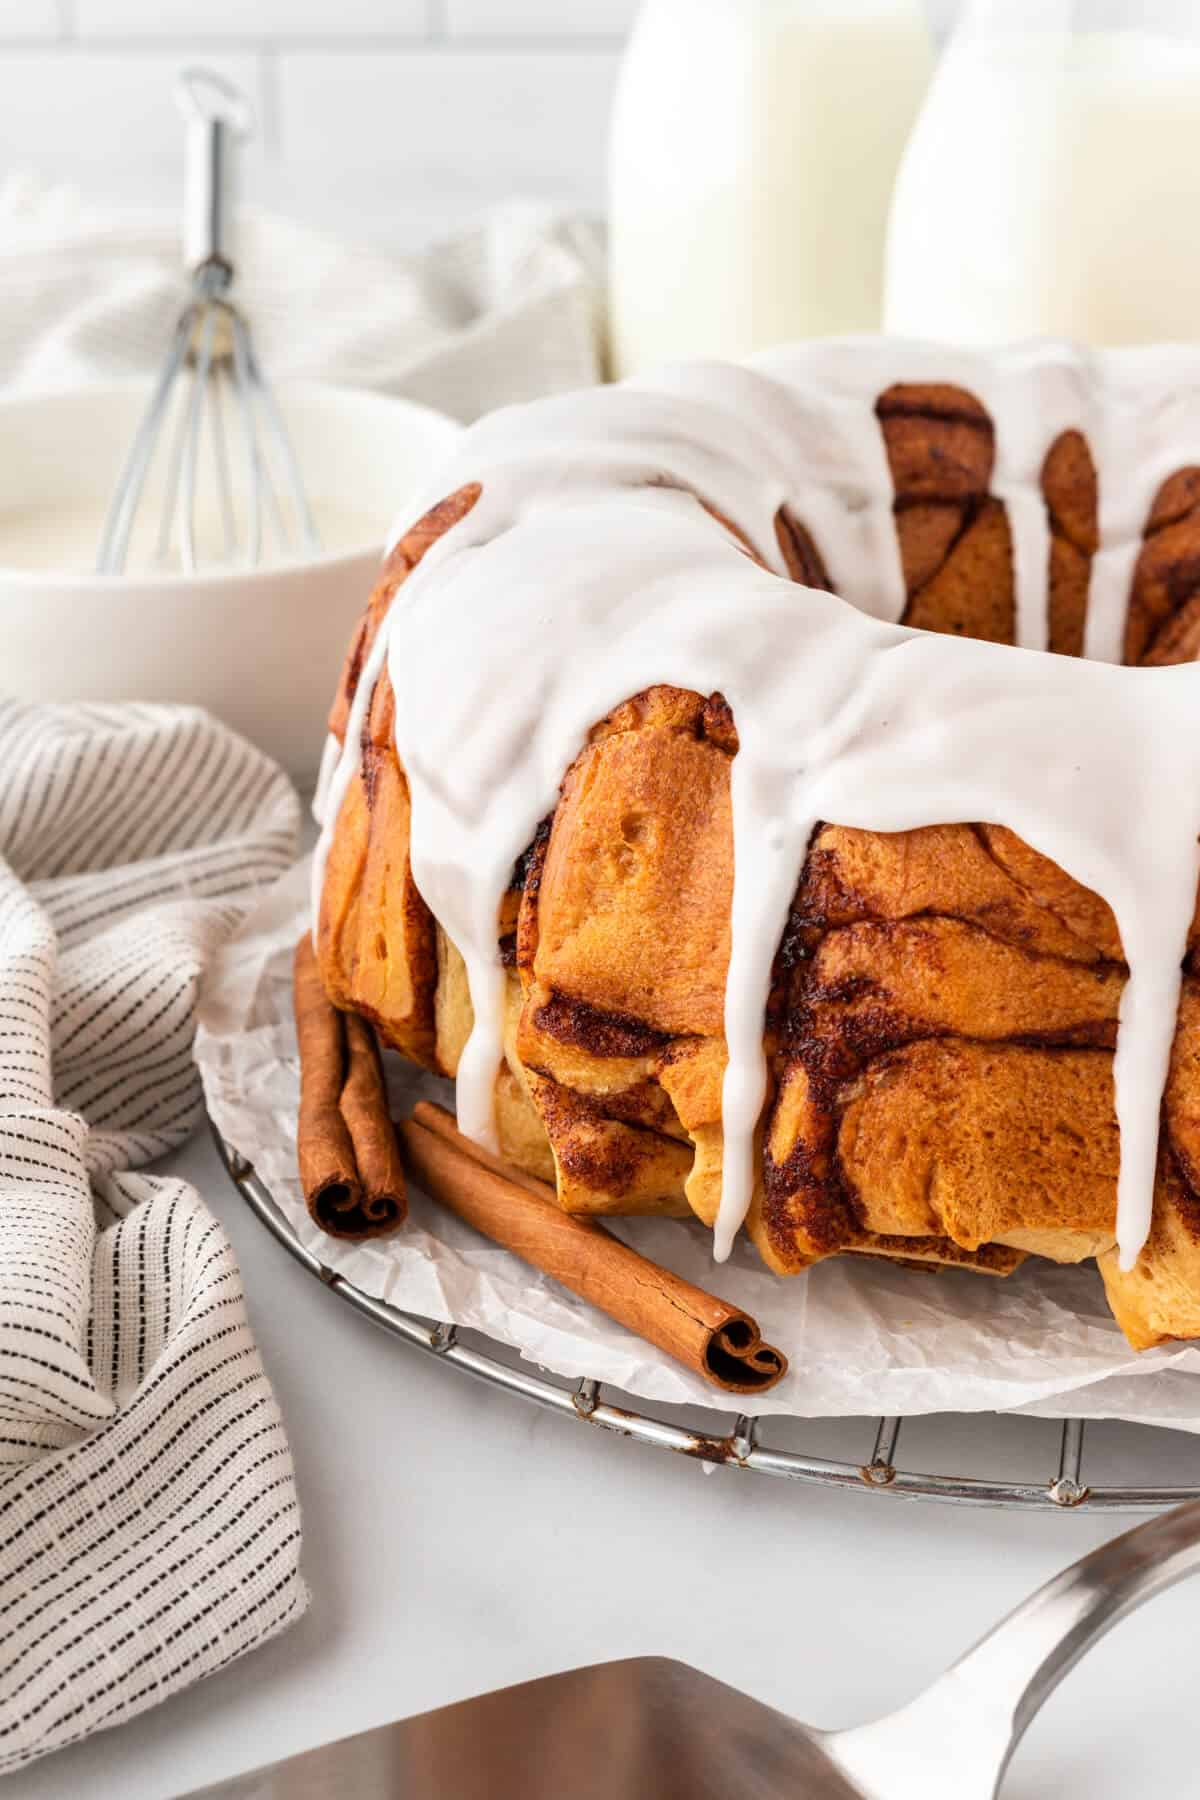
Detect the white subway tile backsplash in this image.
<box><xmin>446</xmin><ymin>0</ymin><xmax>636</xmax><ymax>37</ymax></box>
<box><xmin>0</xmin><ymin>1</ymin><xmax>61</xmax><ymax>39</ymax></box>
<box><xmin>276</xmin><ymin>48</ymin><xmax>619</xmax><ymax>239</ymax></box>
<box><xmin>0</xmin><ymin>50</ymin><xmax>263</xmax><ymax>155</ymax></box>
<box><xmin>0</xmin><ymin>3</ymin><xmax>959</xmax><ymax>250</ymax></box>
<box><xmin>0</xmin><ymin>50</ymin><xmax>264</xmax><ymax>208</ymax></box>
<box><xmin>73</xmin><ymin>0</ymin><xmax>429</xmax><ymax>41</ymax></box>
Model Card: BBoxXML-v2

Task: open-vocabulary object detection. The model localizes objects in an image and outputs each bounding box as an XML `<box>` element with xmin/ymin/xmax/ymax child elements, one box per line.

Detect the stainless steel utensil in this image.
<box><xmin>184</xmin><ymin>1496</ymin><xmax>1200</xmax><ymax>1798</ymax></box>
<box><xmin>97</xmin><ymin>68</ymin><xmax>318</xmax><ymax>575</ymax></box>
<box><xmin>214</xmin><ymin>1125</ymin><xmax>1196</xmax><ymax>1514</ymax></box>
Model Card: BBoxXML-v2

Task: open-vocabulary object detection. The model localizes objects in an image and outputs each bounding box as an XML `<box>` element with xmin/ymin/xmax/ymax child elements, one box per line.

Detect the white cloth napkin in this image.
<box><xmin>0</xmin><ymin>175</ymin><xmax>606</xmax><ymax>418</ymax></box>
<box><xmin>0</xmin><ymin>701</ymin><xmax>306</xmax><ymax>1773</ymax></box>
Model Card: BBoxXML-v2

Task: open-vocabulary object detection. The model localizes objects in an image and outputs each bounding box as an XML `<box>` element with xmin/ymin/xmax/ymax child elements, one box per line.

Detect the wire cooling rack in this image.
<box><xmin>213</xmin><ymin>1124</ymin><xmax>1200</xmax><ymax>1514</ymax></box>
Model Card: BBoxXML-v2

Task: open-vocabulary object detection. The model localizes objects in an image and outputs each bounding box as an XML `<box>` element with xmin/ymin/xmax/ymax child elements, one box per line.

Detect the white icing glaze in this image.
<box><xmin>312</xmin><ymin>731</ymin><xmax>341</xmax><ymax>827</ymax></box>
<box><xmin>313</xmin><ymin>338</ymin><xmax>1200</xmax><ymax>1274</ymax></box>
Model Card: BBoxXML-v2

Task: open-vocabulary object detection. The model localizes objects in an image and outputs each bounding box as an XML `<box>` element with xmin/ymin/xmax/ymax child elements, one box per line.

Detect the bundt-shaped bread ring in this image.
<box><xmin>315</xmin><ymin>360</ymin><xmax>1200</xmax><ymax>1351</ymax></box>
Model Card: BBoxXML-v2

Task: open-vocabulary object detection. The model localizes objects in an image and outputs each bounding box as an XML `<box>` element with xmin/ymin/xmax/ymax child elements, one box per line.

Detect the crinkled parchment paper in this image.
<box><xmin>195</xmin><ymin>860</ymin><xmax>1200</xmax><ymax>1426</ymax></box>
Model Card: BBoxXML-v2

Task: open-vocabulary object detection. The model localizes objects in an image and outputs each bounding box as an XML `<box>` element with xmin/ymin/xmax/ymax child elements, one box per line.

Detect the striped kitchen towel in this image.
<box><xmin>0</xmin><ymin>699</ymin><xmax>307</xmax><ymax>1772</ymax></box>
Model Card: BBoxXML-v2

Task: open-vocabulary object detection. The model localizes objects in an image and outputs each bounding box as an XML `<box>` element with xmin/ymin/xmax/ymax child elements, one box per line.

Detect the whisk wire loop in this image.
<box><xmin>97</xmin><ymin>306</ymin><xmax>197</xmax><ymax>575</ymax></box>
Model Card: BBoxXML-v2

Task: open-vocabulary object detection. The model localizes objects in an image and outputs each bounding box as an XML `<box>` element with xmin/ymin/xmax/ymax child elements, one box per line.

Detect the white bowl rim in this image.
<box><xmin>0</xmin><ymin>377</ymin><xmax>463</xmax><ymax>591</ymax></box>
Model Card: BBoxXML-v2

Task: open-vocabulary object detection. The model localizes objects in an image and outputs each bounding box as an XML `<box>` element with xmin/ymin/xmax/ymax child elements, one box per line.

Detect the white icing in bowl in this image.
<box><xmin>0</xmin><ymin>381</ymin><xmax>461</xmax><ymax>779</ymax></box>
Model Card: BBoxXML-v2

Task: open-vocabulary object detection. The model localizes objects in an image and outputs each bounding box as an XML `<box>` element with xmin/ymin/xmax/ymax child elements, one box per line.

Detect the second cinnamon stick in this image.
<box><xmin>293</xmin><ymin>935</ymin><xmax>406</xmax><ymax>1238</ymax></box>
<box><xmin>402</xmin><ymin>1104</ymin><xmax>786</xmax><ymax>1394</ymax></box>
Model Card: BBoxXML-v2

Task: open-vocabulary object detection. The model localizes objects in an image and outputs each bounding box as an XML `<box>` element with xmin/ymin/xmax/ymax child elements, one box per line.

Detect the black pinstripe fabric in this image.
<box><xmin>0</xmin><ymin>701</ymin><xmax>307</xmax><ymax>1771</ymax></box>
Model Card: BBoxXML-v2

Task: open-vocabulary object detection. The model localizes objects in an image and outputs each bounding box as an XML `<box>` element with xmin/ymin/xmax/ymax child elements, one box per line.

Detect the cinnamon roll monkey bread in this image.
<box><xmin>311</xmin><ymin>341</ymin><xmax>1200</xmax><ymax>1352</ymax></box>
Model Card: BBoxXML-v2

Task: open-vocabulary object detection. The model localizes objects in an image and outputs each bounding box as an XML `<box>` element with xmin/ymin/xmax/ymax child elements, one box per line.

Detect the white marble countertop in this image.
<box><xmin>6</xmin><ymin>1118</ymin><xmax>1200</xmax><ymax>1800</ymax></box>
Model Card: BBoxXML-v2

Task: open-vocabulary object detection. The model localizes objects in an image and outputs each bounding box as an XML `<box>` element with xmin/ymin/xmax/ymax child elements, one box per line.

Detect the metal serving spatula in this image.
<box><xmin>187</xmin><ymin>1498</ymin><xmax>1200</xmax><ymax>1800</ymax></box>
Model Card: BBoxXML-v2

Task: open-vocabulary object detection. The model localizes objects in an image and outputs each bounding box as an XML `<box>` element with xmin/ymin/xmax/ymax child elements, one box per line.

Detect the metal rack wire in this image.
<box><xmin>213</xmin><ymin>1125</ymin><xmax>1200</xmax><ymax>1514</ymax></box>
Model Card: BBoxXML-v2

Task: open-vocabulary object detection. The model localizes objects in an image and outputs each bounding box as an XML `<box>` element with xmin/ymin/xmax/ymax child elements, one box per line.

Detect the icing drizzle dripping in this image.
<box><xmin>313</xmin><ymin>339</ymin><xmax>1200</xmax><ymax>1273</ymax></box>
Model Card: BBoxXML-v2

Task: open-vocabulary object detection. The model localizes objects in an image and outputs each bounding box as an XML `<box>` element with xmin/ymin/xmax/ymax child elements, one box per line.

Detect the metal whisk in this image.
<box><xmin>97</xmin><ymin>68</ymin><xmax>318</xmax><ymax>575</ymax></box>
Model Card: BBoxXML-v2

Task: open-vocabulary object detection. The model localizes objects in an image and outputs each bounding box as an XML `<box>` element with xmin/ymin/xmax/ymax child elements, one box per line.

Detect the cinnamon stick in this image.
<box><xmin>413</xmin><ymin>1099</ymin><xmax>559</xmax><ymax>1201</ymax></box>
<box><xmin>293</xmin><ymin>935</ymin><xmax>407</xmax><ymax>1238</ymax></box>
<box><xmin>403</xmin><ymin>1103</ymin><xmax>787</xmax><ymax>1394</ymax></box>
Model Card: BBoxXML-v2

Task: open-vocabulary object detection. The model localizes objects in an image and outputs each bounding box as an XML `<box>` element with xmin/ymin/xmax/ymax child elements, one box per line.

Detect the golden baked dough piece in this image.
<box><xmin>515</xmin><ymin>689</ymin><xmax>1050</xmax><ymax>1278</ymax></box>
<box><xmin>1099</xmin><ymin>983</ymin><xmax>1200</xmax><ymax>1348</ymax></box>
<box><xmin>318</xmin><ymin>486</ymin><xmax>484</xmax><ymax>1071</ymax></box>
<box><xmin>1126</xmin><ymin>467</ymin><xmax>1200</xmax><ymax>665</ymax></box>
<box><xmin>837</xmin><ymin>1043</ymin><xmax>1119</xmax><ymax>1259</ymax></box>
<box><xmin>874</xmin><ymin>384</ymin><xmax>1200</xmax><ymax>666</ymax></box>
<box><xmin>314</xmin><ymin>388</ymin><xmax>1200</xmax><ymax>1350</ymax></box>
<box><xmin>529</xmin><ymin>688</ymin><xmax>731</xmax><ymax>1039</ymax></box>
<box><xmin>511</xmin><ymin>690</ymin><xmax>724</xmax><ymax>1217</ymax></box>
<box><xmin>1099</xmin><ymin>1157</ymin><xmax>1200</xmax><ymax>1350</ymax></box>
<box><xmin>1043</xmin><ymin>428</ymin><xmax>1099</xmax><ymax>657</ymax></box>
<box><xmin>318</xmin><ymin>659</ymin><xmax>438</xmax><ymax>1069</ymax></box>
<box><xmin>875</xmin><ymin>384</ymin><xmax>1101</xmax><ymax>654</ymax></box>
<box><xmin>768</xmin><ymin>915</ymin><xmax>1122</xmax><ymax>1267</ymax></box>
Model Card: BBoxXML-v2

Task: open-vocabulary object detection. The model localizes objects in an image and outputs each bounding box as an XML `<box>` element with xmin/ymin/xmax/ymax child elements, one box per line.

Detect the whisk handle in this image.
<box><xmin>176</xmin><ymin>67</ymin><xmax>254</xmax><ymax>281</ymax></box>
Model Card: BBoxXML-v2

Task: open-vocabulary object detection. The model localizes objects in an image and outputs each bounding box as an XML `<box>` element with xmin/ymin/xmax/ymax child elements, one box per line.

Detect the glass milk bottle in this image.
<box><xmin>608</xmin><ymin>0</ymin><xmax>934</xmax><ymax>377</ymax></box>
<box><xmin>885</xmin><ymin>0</ymin><xmax>1200</xmax><ymax>344</ymax></box>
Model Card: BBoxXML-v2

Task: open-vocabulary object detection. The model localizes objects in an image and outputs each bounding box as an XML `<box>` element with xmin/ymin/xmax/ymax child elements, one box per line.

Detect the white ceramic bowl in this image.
<box><xmin>0</xmin><ymin>381</ymin><xmax>461</xmax><ymax>779</ymax></box>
